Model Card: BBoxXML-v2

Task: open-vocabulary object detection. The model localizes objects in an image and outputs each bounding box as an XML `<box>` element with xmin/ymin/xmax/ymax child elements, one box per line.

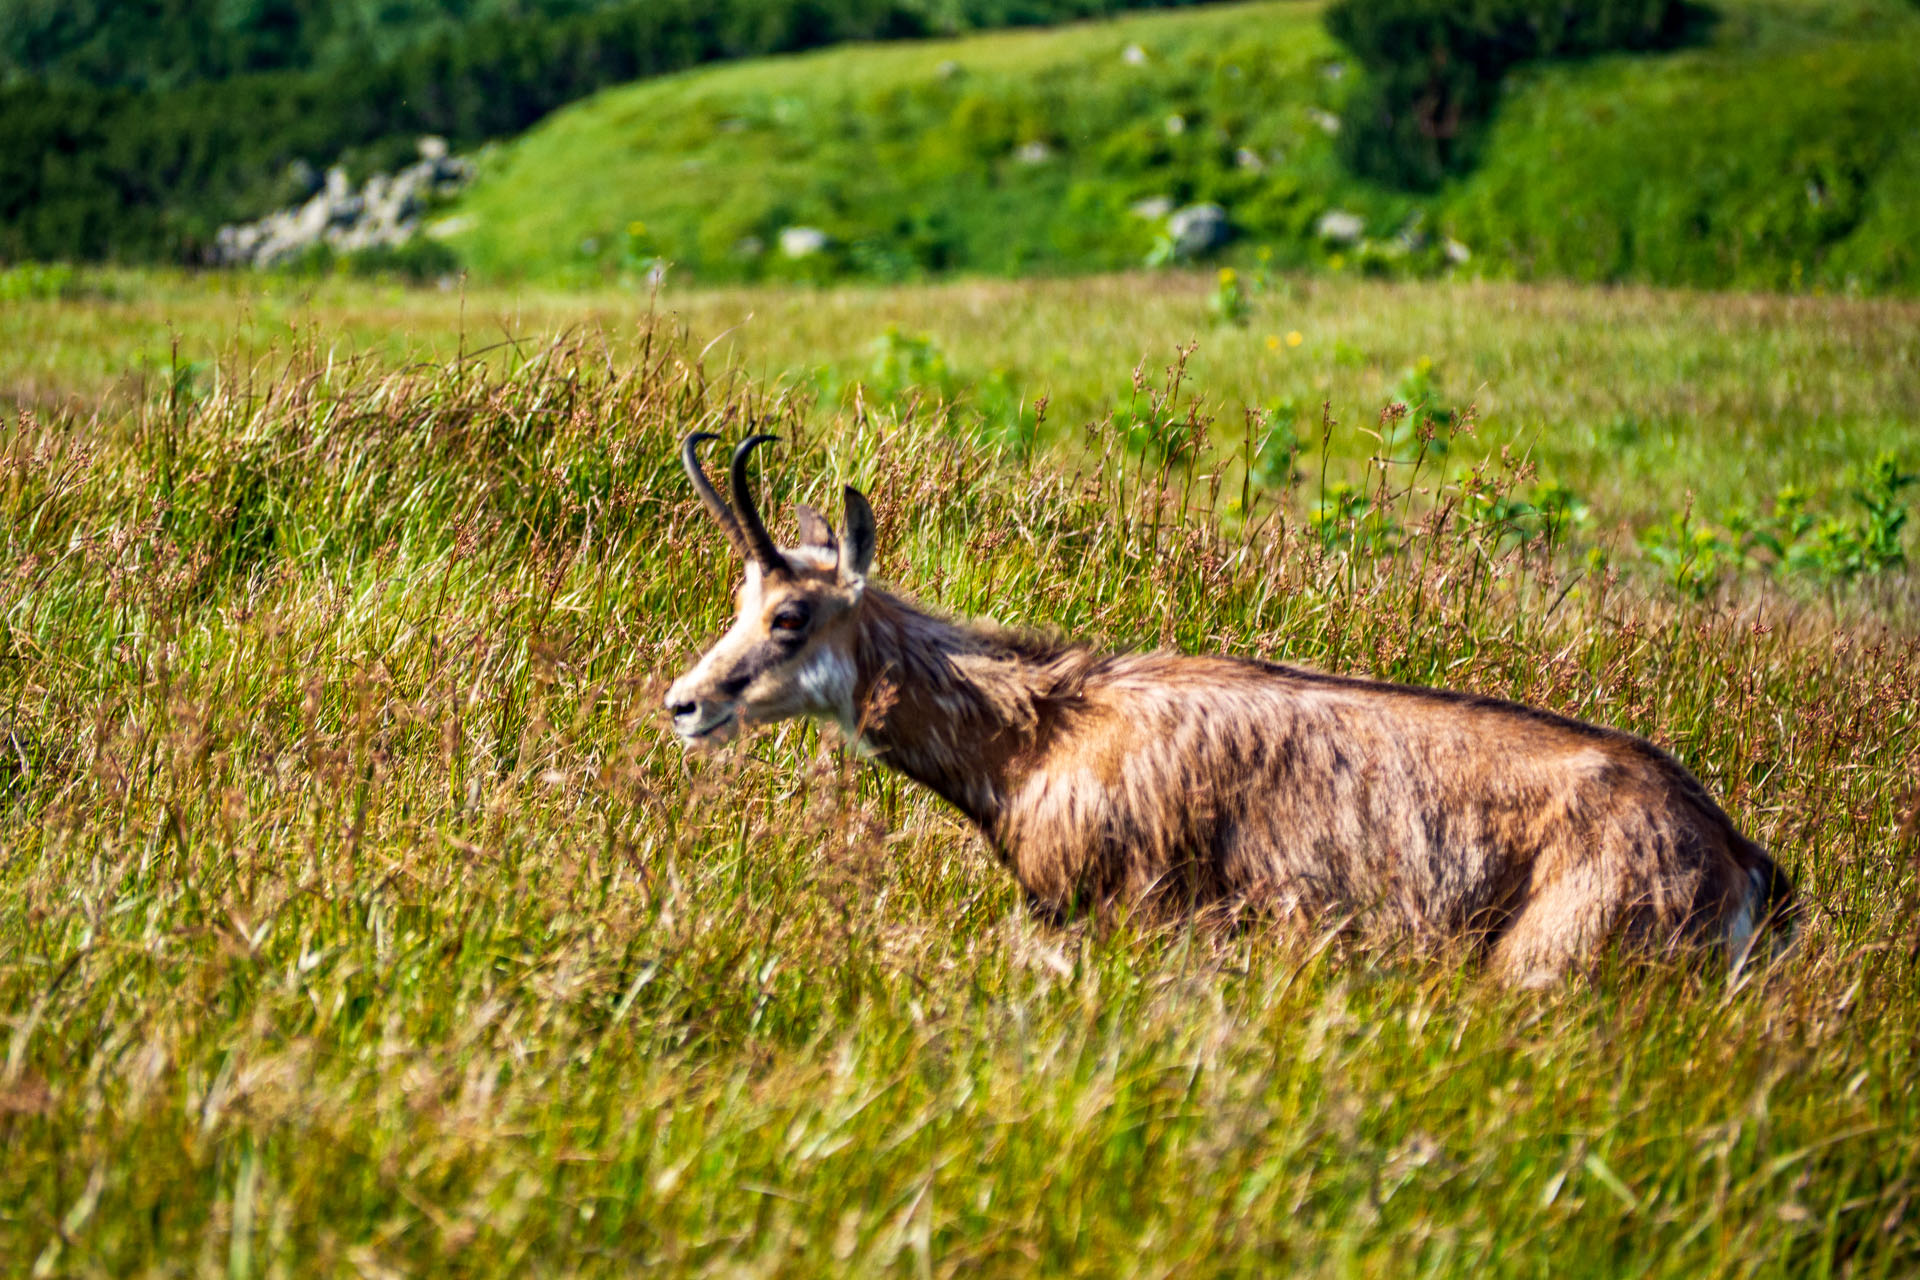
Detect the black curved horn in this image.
<box><xmin>680</xmin><ymin>431</ymin><xmax>747</xmax><ymax>558</ymax></box>
<box><xmin>729</xmin><ymin>433</ymin><xmax>791</xmax><ymax>578</ymax></box>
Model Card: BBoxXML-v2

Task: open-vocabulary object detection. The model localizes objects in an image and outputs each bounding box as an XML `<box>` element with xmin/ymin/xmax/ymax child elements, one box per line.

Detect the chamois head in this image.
<box><xmin>664</xmin><ymin>432</ymin><xmax>876</xmax><ymax>746</ymax></box>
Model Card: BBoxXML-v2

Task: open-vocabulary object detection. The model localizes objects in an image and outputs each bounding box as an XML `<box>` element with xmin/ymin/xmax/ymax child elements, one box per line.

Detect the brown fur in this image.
<box><xmin>665</xmin><ymin>480</ymin><xmax>1795</xmax><ymax>986</ymax></box>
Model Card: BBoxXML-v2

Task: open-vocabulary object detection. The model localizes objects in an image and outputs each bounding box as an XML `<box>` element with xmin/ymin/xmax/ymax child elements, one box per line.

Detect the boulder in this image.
<box><xmin>1316</xmin><ymin>209</ymin><xmax>1366</xmax><ymax>244</ymax></box>
<box><xmin>1168</xmin><ymin>204</ymin><xmax>1230</xmax><ymax>258</ymax></box>
<box><xmin>779</xmin><ymin>226</ymin><xmax>830</xmax><ymax>258</ymax></box>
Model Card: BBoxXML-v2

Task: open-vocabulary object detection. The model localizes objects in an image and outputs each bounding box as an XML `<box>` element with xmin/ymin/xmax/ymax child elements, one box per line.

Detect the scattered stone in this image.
<box><xmin>1444</xmin><ymin>237</ymin><xmax>1472</xmax><ymax>265</ymax></box>
<box><xmin>1164</xmin><ymin>114</ymin><xmax>1186</xmax><ymax>136</ymax></box>
<box><xmin>1323</xmin><ymin>61</ymin><xmax>1347</xmax><ymax>81</ymax></box>
<box><xmin>1316</xmin><ymin>209</ymin><xmax>1366</xmax><ymax>244</ymax></box>
<box><xmin>1014</xmin><ymin>140</ymin><xmax>1053</xmax><ymax>165</ymax></box>
<box><xmin>213</xmin><ymin>139</ymin><xmax>475</xmax><ymax>267</ymax></box>
<box><xmin>1130</xmin><ymin>196</ymin><xmax>1175</xmax><ymax>220</ymax></box>
<box><xmin>1168</xmin><ymin>203</ymin><xmax>1230</xmax><ymax>258</ymax></box>
<box><xmin>1307</xmin><ymin>108</ymin><xmax>1342</xmax><ymax>135</ymax></box>
<box><xmin>1234</xmin><ymin>147</ymin><xmax>1266</xmax><ymax>172</ymax></box>
<box><xmin>1122</xmin><ymin>43</ymin><xmax>1148</xmax><ymax>66</ymax></box>
<box><xmin>936</xmin><ymin>59</ymin><xmax>962</xmax><ymax>79</ymax></box>
<box><xmin>779</xmin><ymin>226</ymin><xmax>830</xmax><ymax>258</ymax></box>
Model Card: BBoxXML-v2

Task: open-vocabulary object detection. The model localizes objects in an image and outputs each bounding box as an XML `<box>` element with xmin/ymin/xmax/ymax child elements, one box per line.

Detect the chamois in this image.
<box><xmin>664</xmin><ymin>434</ymin><xmax>1795</xmax><ymax>984</ymax></box>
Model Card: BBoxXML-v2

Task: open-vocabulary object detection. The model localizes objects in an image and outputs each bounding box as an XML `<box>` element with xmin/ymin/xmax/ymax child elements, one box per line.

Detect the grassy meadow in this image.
<box><xmin>10</xmin><ymin>267</ymin><xmax>1920</xmax><ymax>526</ymax></box>
<box><xmin>0</xmin><ymin>265</ymin><xmax>1916</xmax><ymax>1275</ymax></box>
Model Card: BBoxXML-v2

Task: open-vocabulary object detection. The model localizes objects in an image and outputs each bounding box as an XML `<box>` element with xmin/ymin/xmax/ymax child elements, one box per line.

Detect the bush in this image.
<box><xmin>1323</xmin><ymin>0</ymin><xmax>1698</xmax><ymax>188</ymax></box>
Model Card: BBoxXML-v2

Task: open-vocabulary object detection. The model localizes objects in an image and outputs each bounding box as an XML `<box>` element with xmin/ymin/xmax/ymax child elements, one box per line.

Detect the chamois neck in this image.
<box><xmin>847</xmin><ymin>589</ymin><xmax>1078</xmax><ymax>832</ymax></box>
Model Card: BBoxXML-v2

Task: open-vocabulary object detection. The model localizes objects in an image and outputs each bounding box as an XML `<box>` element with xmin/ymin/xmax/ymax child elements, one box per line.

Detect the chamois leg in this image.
<box><xmin>1487</xmin><ymin>869</ymin><xmax>1627</xmax><ymax>989</ymax></box>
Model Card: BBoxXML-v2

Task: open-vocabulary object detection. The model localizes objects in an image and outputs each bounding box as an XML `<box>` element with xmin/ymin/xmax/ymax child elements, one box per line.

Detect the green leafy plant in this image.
<box><xmin>1208</xmin><ymin>267</ymin><xmax>1249</xmax><ymax>327</ymax></box>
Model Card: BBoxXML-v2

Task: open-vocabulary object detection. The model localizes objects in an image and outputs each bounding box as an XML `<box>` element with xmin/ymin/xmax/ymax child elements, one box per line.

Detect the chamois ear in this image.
<box><xmin>839</xmin><ymin>485</ymin><xmax>876</xmax><ymax>583</ymax></box>
<box><xmin>794</xmin><ymin>504</ymin><xmax>835</xmax><ymax>551</ymax></box>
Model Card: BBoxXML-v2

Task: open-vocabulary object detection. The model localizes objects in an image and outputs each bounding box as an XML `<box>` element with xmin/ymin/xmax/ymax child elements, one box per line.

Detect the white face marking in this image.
<box><xmin>793</xmin><ymin>641</ymin><xmax>858</xmax><ymax>732</ymax></box>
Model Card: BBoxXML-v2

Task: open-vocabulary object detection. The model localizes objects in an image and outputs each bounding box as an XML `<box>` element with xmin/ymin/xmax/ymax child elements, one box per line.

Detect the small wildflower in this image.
<box><xmin>1218</xmin><ymin>268</ymin><xmax>1236</xmax><ymax>285</ymax></box>
<box><xmin>628</xmin><ymin>221</ymin><xmax>646</xmax><ymax>237</ymax></box>
<box><xmin>1286</xmin><ymin>331</ymin><xmax>1303</xmax><ymax>348</ymax></box>
<box><xmin>1266</xmin><ymin>334</ymin><xmax>1281</xmax><ymax>351</ymax></box>
<box><xmin>1328</xmin><ymin>253</ymin><xmax>1346</xmax><ymax>272</ymax></box>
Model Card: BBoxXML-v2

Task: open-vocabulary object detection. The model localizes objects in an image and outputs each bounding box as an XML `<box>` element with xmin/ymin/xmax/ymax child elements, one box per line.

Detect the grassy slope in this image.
<box><xmin>447</xmin><ymin>1</ymin><xmax>1354</xmax><ymax>285</ymax></box>
<box><xmin>440</xmin><ymin>0</ymin><xmax>1920</xmax><ymax>293</ymax></box>
<box><xmin>9</xmin><ymin>269</ymin><xmax>1919</xmax><ymax>527</ymax></box>
<box><xmin>0</xmin><ymin>305</ymin><xmax>1915</xmax><ymax>1274</ymax></box>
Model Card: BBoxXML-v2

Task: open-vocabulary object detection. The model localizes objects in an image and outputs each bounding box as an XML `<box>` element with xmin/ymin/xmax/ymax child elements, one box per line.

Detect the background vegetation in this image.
<box><xmin>0</xmin><ymin>0</ymin><xmax>1202</xmax><ymax>262</ymax></box>
<box><xmin>441</xmin><ymin>0</ymin><xmax>1920</xmax><ymax>294</ymax></box>
<box><xmin>8</xmin><ymin>0</ymin><xmax>1920</xmax><ymax>298</ymax></box>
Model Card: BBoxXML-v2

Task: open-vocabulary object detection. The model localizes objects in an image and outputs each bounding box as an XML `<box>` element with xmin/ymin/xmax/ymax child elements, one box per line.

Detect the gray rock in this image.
<box><xmin>417</xmin><ymin>135</ymin><xmax>449</xmax><ymax>161</ymax></box>
<box><xmin>1444</xmin><ymin>237</ymin><xmax>1472</xmax><ymax>265</ymax></box>
<box><xmin>1234</xmin><ymin>147</ymin><xmax>1266</xmax><ymax>172</ymax></box>
<box><xmin>1014</xmin><ymin>140</ymin><xmax>1052</xmax><ymax>165</ymax></box>
<box><xmin>212</xmin><ymin>146</ymin><xmax>476</xmax><ymax>267</ymax></box>
<box><xmin>778</xmin><ymin>226</ymin><xmax>830</xmax><ymax>259</ymax></box>
<box><xmin>1316</xmin><ymin>209</ymin><xmax>1366</xmax><ymax>244</ymax></box>
<box><xmin>1121</xmin><ymin>43</ymin><xmax>1148</xmax><ymax>66</ymax></box>
<box><xmin>1167</xmin><ymin>203</ymin><xmax>1230</xmax><ymax>258</ymax></box>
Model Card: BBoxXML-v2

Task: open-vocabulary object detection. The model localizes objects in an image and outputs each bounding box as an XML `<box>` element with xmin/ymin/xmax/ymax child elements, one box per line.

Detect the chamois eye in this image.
<box><xmin>771</xmin><ymin>602</ymin><xmax>811</xmax><ymax>634</ymax></box>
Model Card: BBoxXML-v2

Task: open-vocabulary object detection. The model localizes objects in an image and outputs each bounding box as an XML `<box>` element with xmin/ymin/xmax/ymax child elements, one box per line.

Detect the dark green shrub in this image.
<box><xmin>1323</xmin><ymin>0</ymin><xmax>1699</xmax><ymax>188</ymax></box>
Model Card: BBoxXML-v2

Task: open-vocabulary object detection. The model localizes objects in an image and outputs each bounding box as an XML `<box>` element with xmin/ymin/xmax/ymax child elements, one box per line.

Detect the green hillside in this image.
<box><xmin>443</xmin><ymin>0</ymin><xmax>1920</xmax><ymax>293</ymax></box>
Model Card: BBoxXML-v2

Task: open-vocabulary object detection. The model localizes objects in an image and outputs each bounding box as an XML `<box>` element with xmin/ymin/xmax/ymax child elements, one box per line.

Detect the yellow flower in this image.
<box><xmin>628</xmin><ymin>221</ymin><xmax>647</xmax><ymax>237</ymax></box>
<box><xmin>1416</xmin><ymin>355</ymin><xmax>1432</xmax><ymax>373</ymax></box>
<box><xmin>1218</xmin><ymin>267</ymin><xmax>1237</xmax><ymax>285</ymax></box>
<box><xmin>1266</xmin><ymin>334</ymin><xmax>1281</xmax><ymax>351</ymax></box>
<box><xmin>1328</xmin><ymin>253</ymin><xmax>1345</xmax><ymax>271</ymax></box>
<box><xmin>1286</xmin><ymin>331</ymin><xmax>1303</xmax><ymax>348</ymax></box>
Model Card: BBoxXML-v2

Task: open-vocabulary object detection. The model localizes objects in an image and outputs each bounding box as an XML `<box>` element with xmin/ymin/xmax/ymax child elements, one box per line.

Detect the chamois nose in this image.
<box><xmin>666</xmin><ymin>698</ymin><xmax>697</xmax><ymax>721</ymax></box>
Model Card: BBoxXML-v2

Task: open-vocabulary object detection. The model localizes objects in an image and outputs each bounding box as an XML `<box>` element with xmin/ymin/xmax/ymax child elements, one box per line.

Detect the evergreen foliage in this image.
<box><xmin>1323</xmin><ymin>0</ymin><xmax>1698</xmax><ymax>188</ymax></box>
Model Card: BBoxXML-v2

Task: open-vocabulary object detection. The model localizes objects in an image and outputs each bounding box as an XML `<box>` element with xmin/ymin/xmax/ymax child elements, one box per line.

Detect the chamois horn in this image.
<box><xmin>679</xmin><ymin>431</ymin><xmax>747</xmax><ymax>559</ymax></box>
<box><xmin>729</xmin><ymin>433</ymin><xmax>791</xmax><ymax>579</ymax></box>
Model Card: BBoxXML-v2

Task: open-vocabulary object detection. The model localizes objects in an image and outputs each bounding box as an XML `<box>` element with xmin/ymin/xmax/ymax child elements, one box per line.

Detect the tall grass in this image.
<box><xmin>0</xmin><ymin>321</ymin><xmax>1915</xmax><ymax>1275</ymax></box>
